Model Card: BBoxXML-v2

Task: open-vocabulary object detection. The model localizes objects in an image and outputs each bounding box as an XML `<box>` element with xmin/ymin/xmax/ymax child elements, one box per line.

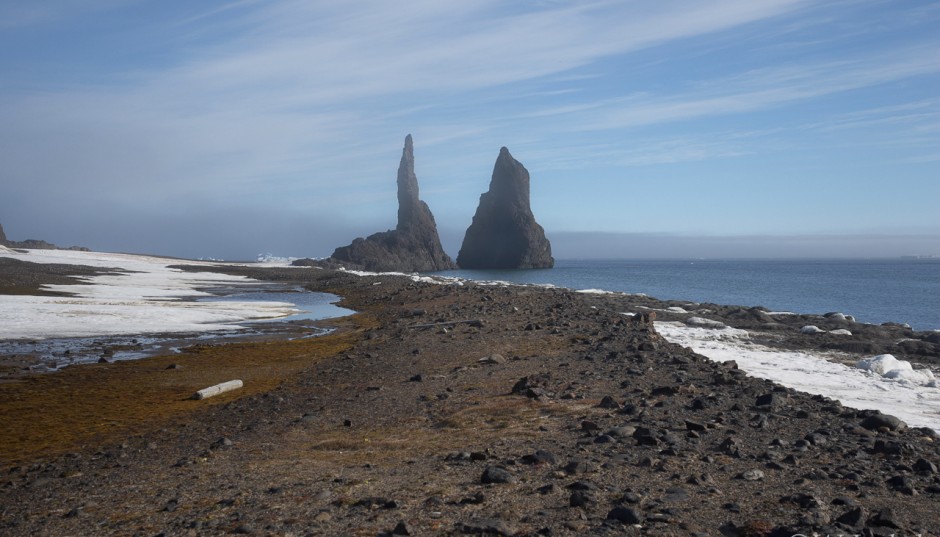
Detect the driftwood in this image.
<box><xmin>409</xmin><ymin>319</ymin><xmax>483</xmax><ymax>329</ymax></box>
<box><xmin>192</xmin><ymin>380</ymin><xmax>243</xmax><ymax>400</ymax></box>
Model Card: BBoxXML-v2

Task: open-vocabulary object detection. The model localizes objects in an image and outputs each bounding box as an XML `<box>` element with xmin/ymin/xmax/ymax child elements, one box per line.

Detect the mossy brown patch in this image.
<box><xmin>0</xmin><ymin>314</ymin><xmax>375</xmax><ymax>465</ymax></box>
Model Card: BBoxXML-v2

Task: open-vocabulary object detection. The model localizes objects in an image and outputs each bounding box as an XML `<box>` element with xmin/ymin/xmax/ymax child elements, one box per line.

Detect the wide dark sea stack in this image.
<box><xmin>329</xmin><ymin>135</ymin><xmax>456</xmax><ymax>272</ymax></box>
<box><xmin>457</xmin><ymin>147</ymin><xmax>553</xmax><ymax>269</ymax></box>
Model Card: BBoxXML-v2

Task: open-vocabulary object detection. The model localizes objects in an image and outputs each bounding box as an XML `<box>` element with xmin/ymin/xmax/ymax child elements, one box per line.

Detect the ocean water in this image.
<box><xmin>435</xmin><ymin>259</ymin><xmax>940</xmax><ymax>331</ymax></box>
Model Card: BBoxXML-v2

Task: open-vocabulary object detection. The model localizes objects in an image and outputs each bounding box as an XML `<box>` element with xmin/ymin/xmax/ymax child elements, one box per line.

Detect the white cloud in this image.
<box><xmin>1</xmin><ymin>0</ymin><xmax>938</xmax><ymax>258</ymax></box>
<box><xmin>0</xmin><ymin>0</ymin><xmax>814</xmax><ymax>204</ymax></box>
<box><xmin>558</xmin><ymin>43</ymin><xmax>940</xmax><ymax>131</ymax></box>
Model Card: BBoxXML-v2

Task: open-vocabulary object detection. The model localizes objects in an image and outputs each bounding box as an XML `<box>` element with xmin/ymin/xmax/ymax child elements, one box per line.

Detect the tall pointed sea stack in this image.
<box><xmin>0</xmin><ymin>223</ymin><xmax>7</xmax><ymax>245</ymax></box>
<box><xmin>457</xmin><ymin>147</ymin><xmax>553</xmax><ymax>269</ymax></box>
<box><xmin>329</xmin><ymin>135</ymin><xmax>456</xmax><ymax>272</ymax></box>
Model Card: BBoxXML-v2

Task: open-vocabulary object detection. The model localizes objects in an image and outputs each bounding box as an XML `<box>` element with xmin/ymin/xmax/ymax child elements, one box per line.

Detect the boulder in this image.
<box><xmin>685</xmin><ymin>317</ymin><xmax>727</xmax><ymax>329</ymax></box>
<box><xmin>457</xmin><ymin>147</ymin><xmax>553</xmax><ymax>269</ymax></box>
<box><xmin>329</xmin><ymin>135</ymin><xmax>456</xmax><ymax>272</ymax></box>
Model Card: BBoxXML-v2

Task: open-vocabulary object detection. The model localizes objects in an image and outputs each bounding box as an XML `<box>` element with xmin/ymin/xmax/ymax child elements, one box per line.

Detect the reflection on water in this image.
<box><xmin>198</xmin><ymin>286</ymin><xmax>355</xmax><ymax>322</ymax></box>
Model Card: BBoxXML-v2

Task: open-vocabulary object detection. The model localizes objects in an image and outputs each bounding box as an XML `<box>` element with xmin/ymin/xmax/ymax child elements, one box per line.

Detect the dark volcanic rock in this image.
<box><xmin>456</xmin><ymin>147</ymin><xmax>553</xmax><ymax>269</ymax></box>
<box><xmin>329</xmin><ymin>135</ymin><xmax>456</xmax><ymax>272</ymax></box>
<box><xmin>0</xmin><ymin>223</ymin><xmax>88</xmax><ymax>251</ymax></box>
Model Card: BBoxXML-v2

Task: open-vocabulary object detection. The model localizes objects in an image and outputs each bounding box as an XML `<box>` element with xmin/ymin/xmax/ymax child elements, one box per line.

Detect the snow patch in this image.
<box><xmin>684</xmin><ymin>317</ymin><xmax>727</xmax><ymax>329</ymax></box>
<box><xmin>576</xmin><ymin>288</ymin><xmax>617</xmax><ymax>295</ymax></box>
<box><xmin>0</xmin><ymin>249</ymin><xmax>303</xmax><ymax>340</ymax></box>
<box><xmin>657</xmin><ymin>322</ymin><xmax>940</xmax><ymax>432</ymax></box>
<box><xmin>856</xmin><ymin>354</ymin><xmax>911</xmax><ymax>375</ymax></box>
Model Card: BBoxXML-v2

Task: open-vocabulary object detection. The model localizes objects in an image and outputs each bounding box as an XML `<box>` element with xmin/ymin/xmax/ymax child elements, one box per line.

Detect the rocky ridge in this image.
<box><xmin>457</xmin><ymin>147</ymin><xmax>554</xmax><ymax>269</ymax></box>
<box><xmin>0</xmin><ymin>222</ymin><xmax>88</xmax><ymax>251</ymax></box>
<box><xmin>1</xmin><ymin>265</ymin><xmax>938</xmax><ymax>536</ymax></box>
<box><xmin>317</xmin><ymin>135</ymin><xmax>456</xmax><ymax>272</ymax></box>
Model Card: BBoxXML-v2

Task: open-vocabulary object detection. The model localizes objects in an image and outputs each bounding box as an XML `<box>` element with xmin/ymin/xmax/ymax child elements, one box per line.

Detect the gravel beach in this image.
<box><xmin>1</xmin><ymin>261</ymin><xmax>939</xmax><ymax>536</ymax></box>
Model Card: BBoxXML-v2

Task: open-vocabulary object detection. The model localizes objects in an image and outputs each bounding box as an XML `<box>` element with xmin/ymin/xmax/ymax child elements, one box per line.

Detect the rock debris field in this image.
<box><xmin>1</xmin><ymin>264</ymin><xmax>939</xmax><ymax>536</ymax></box>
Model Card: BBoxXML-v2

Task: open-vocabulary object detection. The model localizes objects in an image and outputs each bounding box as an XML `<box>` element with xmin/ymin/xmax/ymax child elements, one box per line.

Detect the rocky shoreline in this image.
<box><xmin>1</xmin><ymin>263</ymin><xmax>939</xmax><ymax>536</ymax></box>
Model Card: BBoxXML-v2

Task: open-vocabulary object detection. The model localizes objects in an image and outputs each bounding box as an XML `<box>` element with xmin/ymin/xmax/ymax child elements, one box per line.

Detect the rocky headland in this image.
<box><xmin>457</xmin><ymin>147</ymin><xmax>553</xmax><ymax>269</ymax></box>
<box><xmin>301</xmin><ymin>136</ymin><xmax>455</xmax><ymax>273</ymax></box>
<box><xmin>0</xmin><ymin>222</ymin><xmax>89</xmax><ymax>252</ymax></box>
<box><xmin>1</xmin><ymin>260</ymin><xmax>938</xmax><ymax>536</ymax></box>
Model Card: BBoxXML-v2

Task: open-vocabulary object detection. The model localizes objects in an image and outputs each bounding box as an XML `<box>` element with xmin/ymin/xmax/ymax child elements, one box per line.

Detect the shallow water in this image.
<box><xmin>198</xmin><ymin>286</ymin><xmax>355</xmax><ymax>322</ymax></box>
<box><xmin>0</xmin><ymin>286</ymin><xmax>354</xmax><ymax>372</ymax></box>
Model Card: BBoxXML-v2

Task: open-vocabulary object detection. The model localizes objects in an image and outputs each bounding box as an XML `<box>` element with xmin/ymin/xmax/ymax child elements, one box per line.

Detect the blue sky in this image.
<box><xmin>1</xmin><ymin>0</ymin><xmax>938</xmax><ymax>259</ymax></box>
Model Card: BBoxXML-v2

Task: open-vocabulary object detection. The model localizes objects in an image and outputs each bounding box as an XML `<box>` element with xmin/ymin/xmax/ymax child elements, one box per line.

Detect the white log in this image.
<box><xmin>192</xmin><ymin>380</ymin><xmax>243</xmax><ymax>400</ymax></box>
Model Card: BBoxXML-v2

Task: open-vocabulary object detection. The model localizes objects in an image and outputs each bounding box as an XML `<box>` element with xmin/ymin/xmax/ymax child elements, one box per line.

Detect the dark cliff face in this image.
<box><xmin>330</xmin><ymin>135</ymin><xmax>456</xmax><ymax>272</ymax></box>
<box><xmin>457</xmin><ymin>147</ymin><xmax>553</xmax><ymax>269</ymax></box>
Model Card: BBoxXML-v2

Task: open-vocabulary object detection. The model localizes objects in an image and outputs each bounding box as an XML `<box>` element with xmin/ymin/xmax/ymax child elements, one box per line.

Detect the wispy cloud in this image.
<box><xmin>552</xmin><ymin>43</ymin><xmax>940</xmax><ymax>132</ymax></box>
<box><xmin>1</xmin><ymin>1</ymin><xmax>937</xmax><ymax>258</ymax></box>
<box><xmin>0</xmin><ymin>0</ymin><xmax>813</xmax><ymax>202</ymax></box>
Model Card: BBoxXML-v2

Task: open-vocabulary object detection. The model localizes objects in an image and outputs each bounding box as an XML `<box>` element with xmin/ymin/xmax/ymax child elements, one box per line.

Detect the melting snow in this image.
<box><xmin>656</xmin><ymin>321</ymin><xmax>940</xmax><ymax>432</ymax></box>
<box><xmin>0</xmin><ymin>249</ymin><xmax>302</xmax><ymax>340</ymax></box>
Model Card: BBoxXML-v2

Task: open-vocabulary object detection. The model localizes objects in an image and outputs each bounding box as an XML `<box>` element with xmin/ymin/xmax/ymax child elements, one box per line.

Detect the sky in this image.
<box><xmin>1</xmin><ymin>0</ymin><xmax>938</xmax><ymax>260</ymax></box>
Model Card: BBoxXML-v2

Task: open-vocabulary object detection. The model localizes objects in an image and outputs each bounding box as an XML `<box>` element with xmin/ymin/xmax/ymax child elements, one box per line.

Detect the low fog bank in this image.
<box><xmin>3</xmin><ymin>211</ymin><xmax>936</xmax><ymax>261</ymax></box>
<box><xmin>549</xmin><ymin>231</ymin><xmax>940</xmax><ymax>260</ymax></box>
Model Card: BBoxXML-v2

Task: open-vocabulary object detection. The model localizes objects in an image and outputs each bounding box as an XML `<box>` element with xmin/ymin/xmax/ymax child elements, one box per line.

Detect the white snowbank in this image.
<box><xmin>576</xmin><ymin>288</ymin><xmax>616</xmax><ymax>295</ymax></box>
<box><xmin>342</xmin><ymin>268</ymin><xmax>464</xmax><ymax>286</ymax></box>
<box><xmin>855</xmin><ymin>354</ymin><xmax>936</xmax><ymax>385</ymax></box>
<box><xmin>657</xmin><ymin>322</ymin><xmax>940</xmax><ymax>432</ymax></box>
<box><xmin>0</xmin><ymin>249</ymin><xmax>302</xmax><ymax>340</ymax></box>
<box><xmin>685</xmin><ymin>317</ymin><xmax>727</xmax><ymax>329</ymax></box>
<box><xmin>857</xmin><ymin>354</ymin><xmax>911</xmax><ymax>375</ymax></box>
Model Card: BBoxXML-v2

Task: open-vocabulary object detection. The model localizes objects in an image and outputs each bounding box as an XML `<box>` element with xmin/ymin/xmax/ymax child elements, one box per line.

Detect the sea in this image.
<box><xmin>433</xmin><ymin>258</ymin><xmax>940</xmax><ymax>332</ymax></box>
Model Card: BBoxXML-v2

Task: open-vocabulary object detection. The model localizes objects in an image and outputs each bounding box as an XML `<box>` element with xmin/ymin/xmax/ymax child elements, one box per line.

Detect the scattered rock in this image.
<box><xmin>859</xmin><ymin>411</ymin><xmax>907</xmax><ymax>432</ymax></box>
<box><xmin>836</xmin><ymin>506</ymin><xmax>866</xmax><ymax>527</ymax></box>
<box><xmin>521</xmin><ymin>450</ymin><xmax>557</xmax><ymax>466</ymax></box>
<box><xmin>481</xmin><ymin>466</ymin><xmax>516</xmax><ymax>485</ymax></box>
<box><xmin>739</xmin><ymin>469</ymin><xmax>764</xmax><ymax>481</ymax></box>
<box><xmin>392</xmin><ymin>520</ymin><xmax>413</xmax><ymax>535</ymax></box>
<box><xmin>459</xmin><ymin>518</ymin><xmax>517</xmax><ymax>536</ymax></box>
<box><xmin>479</xmin><ymin>354</ymin><xmax>506</xmax><ymax>365</ymax></box>
<box><xmin>569</xmin><ymin>490</ymin><xmax>595</xmax><ymax>508</ymax></box>
<box><xmin>867</xmin><ymin>508</ymin><xmax>901</xmax><ymax>529</ymax></box>
<box><xmin>606</xmin><ymin>506</ymin><xmax>642</xmax><ymax>524</ymax></box>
